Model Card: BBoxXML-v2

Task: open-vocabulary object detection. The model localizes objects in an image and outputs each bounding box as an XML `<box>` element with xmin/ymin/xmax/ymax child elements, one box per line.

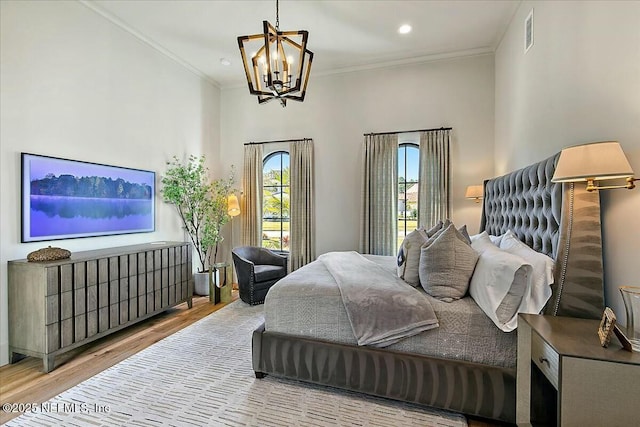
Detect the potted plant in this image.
<box><xmin>161</xmin><ymin>155</ymin><xmax>235</xmax><ymax>296</ymax></box>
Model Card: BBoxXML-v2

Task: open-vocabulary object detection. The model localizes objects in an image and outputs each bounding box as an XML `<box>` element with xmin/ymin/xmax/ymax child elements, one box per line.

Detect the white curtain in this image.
<box><xmin>289</xmin><ymin>139</ymin><xmax>315</xmax><ymax>271</ymax></box>
<box><xmin>418</xmin><ymin>129</ymin><xmax>450</xmax><ymax>228</ymax></box>
<box><xmin>359</xmin><ymin>134</ymin><xmax>398</xmax><ymax>255</ymax></box>
<box><xmin>242</xmin><ymin>144</ymin><xmax>263</xmax><ymax>246</ymax></box>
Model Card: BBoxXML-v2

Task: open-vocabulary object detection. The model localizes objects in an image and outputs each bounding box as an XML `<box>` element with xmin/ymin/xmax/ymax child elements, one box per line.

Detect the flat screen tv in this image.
<box><xmin>21</xmin><ymin>153</ymin><xmax>155</xmax><ymax>243</ymax></box>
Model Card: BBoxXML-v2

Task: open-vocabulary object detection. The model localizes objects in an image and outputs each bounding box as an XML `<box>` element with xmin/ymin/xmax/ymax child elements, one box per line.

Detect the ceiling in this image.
<box><xmin>87</xmin><ymin>0</ymin><xmax>520</xmax><ymax>88</ymax></box>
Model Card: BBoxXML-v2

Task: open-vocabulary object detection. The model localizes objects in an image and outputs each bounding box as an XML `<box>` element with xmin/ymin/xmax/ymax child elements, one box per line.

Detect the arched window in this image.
<box><xmin>398</xmin><ymin>143</ymin><xmax>419</xmax><ymax>249</ymax></box>
<box><xmin>262</xmin><ymin>151</ymin><xmax>290</xmax><ymax>251</ymax></box>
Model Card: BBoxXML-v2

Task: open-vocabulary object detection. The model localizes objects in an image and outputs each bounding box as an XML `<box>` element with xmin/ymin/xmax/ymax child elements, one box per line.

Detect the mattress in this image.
<box><xmin>264</xmin><ymin>255</ymin><xmax>517</xmax><ymax>368</ymax></box>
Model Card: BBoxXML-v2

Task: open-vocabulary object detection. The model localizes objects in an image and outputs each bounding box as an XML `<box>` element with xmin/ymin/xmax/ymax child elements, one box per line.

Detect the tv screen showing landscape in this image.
<box><xmin>21</xmin><ymin>153</ymin><xmax>155</xmax><ymax>243</ymax></box>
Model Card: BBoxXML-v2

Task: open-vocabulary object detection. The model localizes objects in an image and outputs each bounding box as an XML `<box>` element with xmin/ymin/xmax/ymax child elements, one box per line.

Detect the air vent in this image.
<box><xmin>525</xmin><ymin>9</ymin><xmax>534</xmax><ymax>53</ymax></box>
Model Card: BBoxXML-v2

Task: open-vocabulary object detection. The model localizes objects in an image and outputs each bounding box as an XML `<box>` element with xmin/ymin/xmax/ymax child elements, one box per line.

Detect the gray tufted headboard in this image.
<box><xmin>480</xmin><ymin>154</ymin><xmax>605</xmax><ymax>320</ymax></box>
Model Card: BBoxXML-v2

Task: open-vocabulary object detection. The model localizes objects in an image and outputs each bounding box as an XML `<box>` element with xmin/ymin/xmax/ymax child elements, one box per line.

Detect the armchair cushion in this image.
<box><xmin>254</xmin><ymin>265</ymin><xmax>287</xmax><ymax>283</ymax></box>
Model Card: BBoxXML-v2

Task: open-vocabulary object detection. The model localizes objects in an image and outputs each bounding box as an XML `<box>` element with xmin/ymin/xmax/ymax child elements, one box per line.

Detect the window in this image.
<box><xmin>262</xmin><ymin>151</ymin><xmax>290</xmax><ymax>251</ymax></box>
<box><xmin>398</xmin><ymin>143</ymin><xmax>419</xmax><ymax>249</ymax></box>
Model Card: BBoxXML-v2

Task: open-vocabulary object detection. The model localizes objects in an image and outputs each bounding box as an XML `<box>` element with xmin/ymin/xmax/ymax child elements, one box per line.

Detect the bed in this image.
<box><xmin>251</xmin><ymin>153</ymin><xmax>605</xmax><ymax>423</ymax></box>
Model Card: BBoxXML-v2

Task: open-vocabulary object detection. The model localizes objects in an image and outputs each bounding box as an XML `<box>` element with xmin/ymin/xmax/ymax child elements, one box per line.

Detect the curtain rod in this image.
<box><xmin>363</xmin><ymin>126</ymin><xmax>452</xmax><ymax>137</ymax></box>
<box><xmin>244</xmin><ymin>138</ymin><xmax>312</xmax><ymax>146</ymax></box>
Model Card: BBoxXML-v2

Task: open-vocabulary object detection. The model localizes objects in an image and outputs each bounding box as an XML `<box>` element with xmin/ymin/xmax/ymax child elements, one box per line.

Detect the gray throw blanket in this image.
<box><xmin>318</xmin><ymin>251</ymin><xmax>439</xmax><ymax>347</ymax></box>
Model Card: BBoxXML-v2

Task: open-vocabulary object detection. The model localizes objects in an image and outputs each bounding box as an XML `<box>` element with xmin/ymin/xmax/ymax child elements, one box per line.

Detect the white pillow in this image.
<box><xmin>489</xmin><ymin>233</ymin><xmax>504</xmax><ymax>246</ymax></box>
<box><xmin>470</xmin><ymin>232</ymin><xmax>503</xmax><ymax>246</ymax></box>
<box><xmin>499</xmin><ymin>230</ymin><xmax>555</xmax><ymax>314</ymax></box>
<box><xmin>470</xmin><ymin>232</ymin><xmax>533</xmax><ymax>331</ymax></box>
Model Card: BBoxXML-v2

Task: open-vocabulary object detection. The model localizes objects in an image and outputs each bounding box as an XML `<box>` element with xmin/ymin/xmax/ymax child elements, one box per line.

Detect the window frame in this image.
<box><xmin>398</xmin><ymin>143</ymin><xmax>420</xmax><ymax>244</ymax></box>
<box><xmin>262</xmin><ymin>150</ymin><xmax>290</xmax><ymax>252</ymax></box>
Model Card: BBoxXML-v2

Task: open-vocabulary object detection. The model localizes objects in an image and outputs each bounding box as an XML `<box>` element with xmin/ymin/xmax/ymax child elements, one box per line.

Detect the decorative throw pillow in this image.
<box><xmin>469</xmin><ymin>232</ymin><xmax>532</xmax><ymax>331</ymax></box>
<box><xmin>417</xmin><ymin>220</ymin><xmax>445</xmax><ymax>241</ymax></box>
<box><xmin>418</xmin><ymin>224</ymin><xmax>479</xmax><ymax>302</ymax></box>
<box><xmin>433</xmin><ymin>220</ymin><xmax>470</xmax><ymax>245</ymax></box>
<box><xmin>499</xmin><ymin>230</ymin><xmax>555</xmax><ymax>314</ymax></box>
<box><xmin>457</xmin><ymin>224</ymin><xmax>472</xmax><ymax>245</ymax></box>
<box><xmin>397</xmin><ymin>221</ymin><xmax>442</xmax><ymax>286</ymax></box>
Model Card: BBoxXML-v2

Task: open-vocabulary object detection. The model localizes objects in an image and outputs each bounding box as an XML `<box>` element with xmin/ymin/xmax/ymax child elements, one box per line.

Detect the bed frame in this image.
<box><xmin>251</xmin><ymin>153</ymin><xmax>605</xmax><ymax>423</ymax></box>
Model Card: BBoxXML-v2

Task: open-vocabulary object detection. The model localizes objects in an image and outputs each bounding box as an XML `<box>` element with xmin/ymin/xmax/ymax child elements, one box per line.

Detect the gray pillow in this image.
<box><xmin>496</xmin><ymin>267</ymin><xmax>529</xmax><ymax>323</ymax></box>
<box><xmin>419</xmin><ymin>224</ymin><xmax>479</xmax><ymax>301</ymax></box>
<box><xmin>458</xmin><ymin>224</ymin><xmax>472</xmax><ymax>245</ymax></box>
<box><xmin>423</xmin><ymin>219</ymin><xmax>470</xmax><ymax>244</ymax></box>
<box><xmin>425</xmin><ymin>220</ymin><xmax>470</xmax><ymax>245</ymax></box>
<box><xmin>397</xmin><ymin>221</ymin><xmax>442</xmax><ymax>286</ymax></box>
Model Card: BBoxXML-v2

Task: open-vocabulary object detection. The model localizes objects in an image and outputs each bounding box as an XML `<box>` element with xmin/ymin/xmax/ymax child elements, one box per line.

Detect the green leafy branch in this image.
<box><xmin>161</xmin><ymin>155</ymin><xmax>235</xmax><ymax>272</ymax></box>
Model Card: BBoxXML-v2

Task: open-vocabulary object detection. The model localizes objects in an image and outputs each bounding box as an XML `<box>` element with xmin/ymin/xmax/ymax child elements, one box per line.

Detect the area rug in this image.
<box><xmin>5</xmin><ymin>300</ymin><xmax>467</xmax><ymax>427</ymax></box>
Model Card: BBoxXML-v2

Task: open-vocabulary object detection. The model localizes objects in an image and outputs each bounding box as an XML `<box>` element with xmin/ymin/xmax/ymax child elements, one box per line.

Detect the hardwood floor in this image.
<box><xmin>0</xmin><ymin>295</ymin><xmax>229</xmax><ymax>424</ymax></box>
<box><xmin>0</xmin><ymin>294</ymin><xmax>506</xmax><ymax>426</ymax></box>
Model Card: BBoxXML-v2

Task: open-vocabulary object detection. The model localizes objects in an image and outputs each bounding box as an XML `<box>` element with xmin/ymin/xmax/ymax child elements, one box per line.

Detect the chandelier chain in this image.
<box><xmin>275</xmin><ymin>0</ymin><xmax>280</xmax><ymax>30</ymax></box>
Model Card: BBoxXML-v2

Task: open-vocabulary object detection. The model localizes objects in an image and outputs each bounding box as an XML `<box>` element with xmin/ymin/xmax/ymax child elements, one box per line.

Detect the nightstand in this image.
<box><xmin>517</xmin><ymin>314</ymin><xmax>640</xmax><ymax>426</ymax></box>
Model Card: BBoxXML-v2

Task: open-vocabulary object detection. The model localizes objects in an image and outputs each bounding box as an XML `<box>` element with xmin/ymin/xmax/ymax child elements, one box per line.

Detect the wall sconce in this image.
<box><xmin>552</xmin><ymin>141</ymin><xmax>638</xmax><ymax>191</ymax></box>
<box><xmin>227</xmin><ymin>194</ymin><xmax>241</xmax><ymax>217</ymax></box>
<box><xmin>465</xmin><ymin>185</ymin><xmax>484</xmax><ymax>203</ymax></box>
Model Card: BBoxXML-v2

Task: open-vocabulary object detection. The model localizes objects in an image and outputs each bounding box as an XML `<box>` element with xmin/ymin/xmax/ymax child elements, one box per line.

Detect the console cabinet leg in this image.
<box><xmin>43</xmin><ymin>355</ymin><xmax>55</xmax><ymax>373</ymax></box>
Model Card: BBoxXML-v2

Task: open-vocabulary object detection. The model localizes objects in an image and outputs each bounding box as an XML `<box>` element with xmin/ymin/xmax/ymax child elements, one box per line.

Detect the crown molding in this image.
<box><xmin>79</xmin><ymin>0</ymin><xmax>221</xmax><ymax>88</ymax></box>
<box><xmin>79</xmin><ymin>1</ymin><xmax>494</xmax><ymax>92</ymax></box>
<box><xmin>314</xmin><ymin>47</ymin><xmax>494</xmax><ymax>78</ymax></box>
<box><xmin>221</xmin><ymin>47</ymin><xmax>494</xmax><ymax>90</ymax></box>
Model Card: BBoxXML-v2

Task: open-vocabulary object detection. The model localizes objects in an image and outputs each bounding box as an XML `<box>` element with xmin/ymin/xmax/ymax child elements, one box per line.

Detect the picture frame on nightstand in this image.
<box><xmin>613</xmin><ymin>324</ymin><xmax>634</xmax><ymax>352</ymax></box>
<box><xmin>598</xmin><ymin>307</ymin><xmax>616</xmax><ymax>347</ymax></box>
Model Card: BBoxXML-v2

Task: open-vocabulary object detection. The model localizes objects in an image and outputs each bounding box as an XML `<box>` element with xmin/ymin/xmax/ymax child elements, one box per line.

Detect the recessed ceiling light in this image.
<box><xmin>398</xmin><ymin>24</ymin><xmax>412</xmax><ymax>35</ymax></box>
<box><xmin>220</xmin><ymin>58</ymin><xmax>232</xmax><ymax>66</ymax></box>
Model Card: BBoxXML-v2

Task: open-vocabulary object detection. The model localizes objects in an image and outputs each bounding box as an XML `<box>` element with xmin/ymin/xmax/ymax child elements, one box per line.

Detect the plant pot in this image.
<box><xmin>194</xmin><ymin>271</ymin><xmax>210</xmax><ymax>296</ymax></box>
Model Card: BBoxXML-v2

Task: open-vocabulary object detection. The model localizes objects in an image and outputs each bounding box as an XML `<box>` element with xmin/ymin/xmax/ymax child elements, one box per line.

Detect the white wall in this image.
<box><xmin>495</xmin><ymin>1</ymin><xmax>640</xmax><ymax>321</ymax></box>
<box><xmin>0</xmin><ymin>1</ymin><xmax>221</xmax><ymax>365</ymax></box>
<box><xmin>221</xmin><ymin>55</ymin><xmax>496</xmax><ymax>256</ymax></box>
<box><xmin>10</xmin><ymin>0</ymin><xmax>631</xmax><ymax>368</ymax></box>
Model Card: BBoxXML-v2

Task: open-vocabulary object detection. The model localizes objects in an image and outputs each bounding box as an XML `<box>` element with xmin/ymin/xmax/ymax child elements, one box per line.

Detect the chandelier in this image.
<box><xmin>237</xmin><ymin>0</ymin><xmax>314</xmax><ymax>107</ymax></box>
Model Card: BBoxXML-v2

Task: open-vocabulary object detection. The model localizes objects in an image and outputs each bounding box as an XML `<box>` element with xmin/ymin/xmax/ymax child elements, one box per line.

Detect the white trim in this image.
<box><xmin>317</xmin><ymin>47</ymin><xmax>494</xmax><ymax>77</ymax></box>
<box><xmin>78</xmin><ymin>0</ymin><xmax>220</xmax><ymax>88</ymax></box>
<box><xmin>76</xmin><ymin>1</ymin><xmax>495</xmax><ymax>92</ymax></box>
<box><xmin>223</xmin><ymin>48</ymin><xmax>494</xmax><ymax>90</ymax></box>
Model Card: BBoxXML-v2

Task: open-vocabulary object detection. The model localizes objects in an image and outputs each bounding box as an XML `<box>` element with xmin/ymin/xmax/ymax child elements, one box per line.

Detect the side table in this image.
<box><xmin>517</xmin><ymin>314</ymin><xmax>640</xmax><ymax>426</ymax></box>
<box><xmin>209</xmin><ymin>262</ymin><xmax>233</xmax><ymax>304</ymax></box>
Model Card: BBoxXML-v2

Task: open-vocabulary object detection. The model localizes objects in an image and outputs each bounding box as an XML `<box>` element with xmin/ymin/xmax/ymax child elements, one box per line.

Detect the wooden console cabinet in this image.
<box><xmin>8</xmin><ymin>242</ymin><xmax>193</xmax><ymax>372</ymax></box>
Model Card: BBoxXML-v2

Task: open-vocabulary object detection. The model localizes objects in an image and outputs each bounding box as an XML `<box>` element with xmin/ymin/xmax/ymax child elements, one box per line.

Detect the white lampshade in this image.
<box><xmin>227</xmin><ymin>194</ymin><xmax>241</xmax><ymax>217</ymax></box>
<box><xmin>465</xmin><ymin>185</ymin><xmax>484</xmax><ymax>200</ymax></box>
<box><xmin>552</xmin><ymin>141</ymin><xmax>634</xmax><ymax>183</ymax></box>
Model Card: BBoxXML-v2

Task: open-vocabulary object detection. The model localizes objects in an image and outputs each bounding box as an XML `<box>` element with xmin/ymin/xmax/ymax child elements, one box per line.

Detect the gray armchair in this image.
<box><xmin>232</xmin><ymin>246</ymin><xmax>288</xmax><ymax>305</ymax></box>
